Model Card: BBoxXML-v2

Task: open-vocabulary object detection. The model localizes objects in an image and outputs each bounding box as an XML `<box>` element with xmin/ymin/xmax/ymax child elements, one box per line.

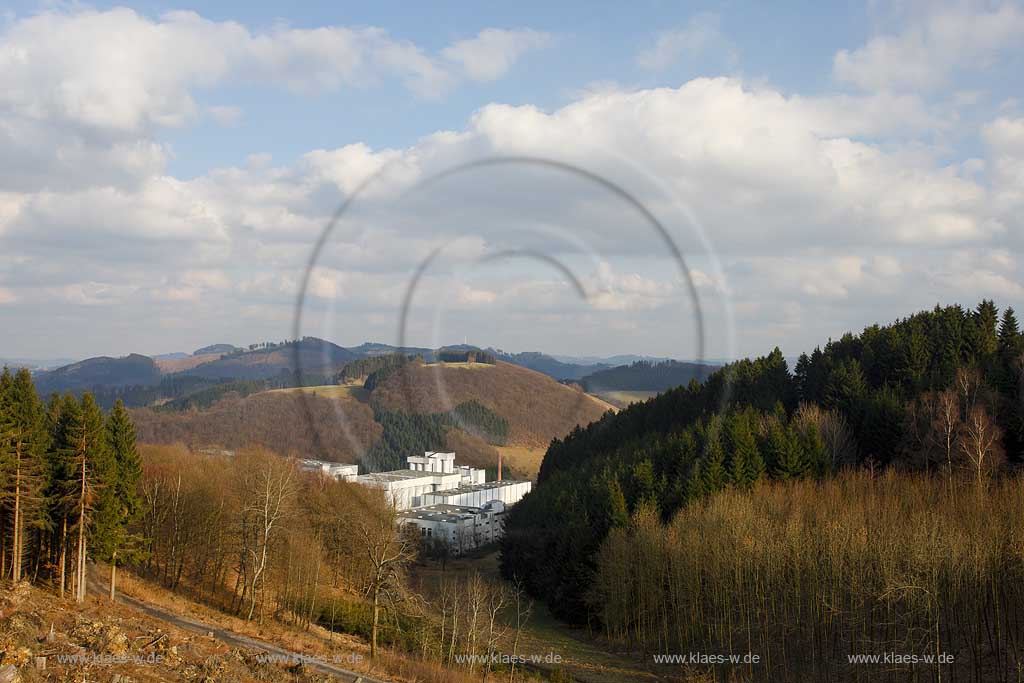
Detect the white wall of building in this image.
<box><xmin>421</xmin><ymin>481</ymin><xmax>531</xmax><ymax>509</ymax></box>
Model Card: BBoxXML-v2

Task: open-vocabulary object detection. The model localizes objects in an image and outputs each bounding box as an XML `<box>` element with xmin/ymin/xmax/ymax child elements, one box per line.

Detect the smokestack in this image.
<box><xmin>497</xmin><ymin>450</ymin><xmax>503</xmax><ymax>481</ymax></box>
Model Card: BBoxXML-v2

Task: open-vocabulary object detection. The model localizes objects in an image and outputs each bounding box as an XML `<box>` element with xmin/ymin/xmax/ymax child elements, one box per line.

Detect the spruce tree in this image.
<box><xmin>727</xmin><ymin>413</ymin><xmax>760</xmax><ymax>489</ymax></box>
<box><xmin>700</xmin><ymin>421</ymin><xmax>728</xmax><ymax>494</ymax></box>
<box><xmin>1</xmin><ymin>368</ymin><xmax>47</xmax><ymax>582</ymax></box>
<box><xmin>605</xmin><ymin>475</ymin><xmax>629</xmax><ymax>529</ymax></box>
<box><xmin>998</xmin><ymin>307</ymin><xmax>1023</xmax><ymax>358</ymax></box>
<box><xmin>972</xmin><ymin>299</ymin><xmax>1000</xmax><ymax>362</ymax></box>
<box><xmin>772</xmin><ymin>423</ymin><xmax>807</xmax><ymax>480</ymax></box>
<box><xmin>62</xmin><ymin>392</ymin><xmax>109</xmax><ymax>603</ymax></box>
<box><xmin>685</xmin><ymin>460</ymin><xmax>704</xmax><ymax>502</ymax></box>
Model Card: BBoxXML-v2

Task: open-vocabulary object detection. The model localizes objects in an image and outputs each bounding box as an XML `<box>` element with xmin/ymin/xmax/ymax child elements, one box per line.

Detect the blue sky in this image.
<box><xmin>0</xmin><ymin>1</ymin><xmax>1022</xmax><ymax>362</ymax></box>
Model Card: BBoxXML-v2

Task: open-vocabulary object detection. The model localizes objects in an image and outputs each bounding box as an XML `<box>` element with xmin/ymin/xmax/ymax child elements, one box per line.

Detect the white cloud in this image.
<box><xmin>833</xmin><ymin>3</ymin><xmax>1024</xmax><ymax>91</ymax></box>
<box><xmin>442</xmin><ymin>28</ymin><xmax>551</xmax><ymax>82</ymax></box>
<box><xmin>636</xmin><ymin>13</ymin><xmax>735</xmax><ymax>70</ymax></box>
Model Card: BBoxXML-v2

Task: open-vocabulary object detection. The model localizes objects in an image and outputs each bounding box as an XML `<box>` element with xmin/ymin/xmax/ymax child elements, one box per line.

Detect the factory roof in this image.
<box><xmin>356</xmin><ymin>469</ymin><xmax>439</xmax><ymax>483</ymax></box>
<box><xmin>398</xmin><ymin>504</ymin><xmax>483</xmax><ymax>524</ymax></box>
<box><xmin>429</xmin><ymin>480</ymin><xmax>530</xmax><ymax>497</ymax></box>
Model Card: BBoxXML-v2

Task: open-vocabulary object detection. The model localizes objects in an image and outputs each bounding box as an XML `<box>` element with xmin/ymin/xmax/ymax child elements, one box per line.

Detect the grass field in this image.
<box><xmin>423</xmin><ymin>361</ymin><xmax>495</xmax><ymax>369</ymax></box>
<box><xmin>267</xmin><ymin>382</ymin><xmax>369</xmax><ymax>403</ymax></box>
<box><xmin>591</xmin><ymin>389</ymin><xmax>659</xmax><ymax>408</ymax></box>
<box><xmin>496</xmin><ymin>445</ymin><xmax>547</xmax><ymax>480</ymax></box>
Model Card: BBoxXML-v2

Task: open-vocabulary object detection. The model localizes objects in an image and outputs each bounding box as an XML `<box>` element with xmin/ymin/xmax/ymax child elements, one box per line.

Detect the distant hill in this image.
<box><xmin>193</xmin><ymin>343</ymin><xmax>243</xmax><ymax>356</ymax></box>
<box><xmin>346</xmin><ymin>342</ymin><xmax>434</xmax><ymax>358</ymax></box>
<box><xmin>554</xmin><ymin>353</ymin><xmax>672</xmax><ymax>366</ymax></box>
<box><xmin>33</xmin><ymin>353</ymin><xmax>161</xmax><ymax>395</ymax></box>
<box><xmin>151</xmin><ymin>352</ymin><xmax>189</xmax><ymax>360</ymax></box>
<box><xmin>370</xmin><ymin>359</ymin><xmax>613</xmax><ymax>448</ymax></box>
<box><xmin>489</xmin><ymin>350</ymin><xmax>611</xmax><ymax>381</ymax></box>
<box><xmin>180</xmin><ymin>337</ymin><xmax>358</xmax><ymax>381</ymax></box>
<box><xmin>579</xmin><ymin>359</ymin><xmax>719</xmax><ymax>393</ymax></box>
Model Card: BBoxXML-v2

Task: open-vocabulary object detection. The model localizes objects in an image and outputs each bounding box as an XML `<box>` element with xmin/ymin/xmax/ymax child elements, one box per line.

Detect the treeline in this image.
<box><xmin>0</xmin><ymin>367</ymin><xmax>142</xmax><ymax>601</ymax></box>
<box><xmin>502</xmin><ymin>300</ymin><xmax>1024</xmax><ymax>623</ymax></box>
<box><xmin>437</xmin><ymin>349</ymin><xmax>496</xmax><ymax>364</ymax></box>
<box><xmin>362</xmin><ymin>355</ymin><xmax>416</xmax><ymax>390</ymax></box>
<box><xmin>580</xmin><ymin>359</ymin><xmax>718</xmax><ymax>392</ymax></box>
<box><xmin>365</xmin><ymin>401</ymin><xmax>508</xmax><ymax>471</ymax></box>
<box><xmin>154</xmin><ymin>379</ymin><xmax>267</xmax><ymax>411</ymax></box>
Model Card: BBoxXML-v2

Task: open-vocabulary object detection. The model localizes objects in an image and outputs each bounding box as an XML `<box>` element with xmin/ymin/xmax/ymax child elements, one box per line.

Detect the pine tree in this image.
<box><xmin>605</xmin><ymin>475</ymin><xmax>629</xmax><ymax>530</ymax></box>
<box><xmin>0</xmin><ymin>368</ymin><xmax>47</xmax><ymax>582</ymax></box>
<box><xmin>998</xmin><ymin>307</ymin><xmax>1023</xmax><ymax>358</ymax></box>
<box><xmin>62</xmin><ymin>392</ymin><xmax>108</xmax><ymax>603</ymax></box>
<box><xmin>799</xmin><ymin>423</ymin><xmax>829</xmax><ymax>477</ymax></box>
<box><xmin>772</xmin><ymin>423</ymin><xmax>807</xmax><ymax>480</ymax></box>
<box><xmin>48</xmin><ymin>393</ymin><xmax>81</xmax><ymax>598</ymax></box>
<box><xmin>971</xmin><ymin>299</ymin><xmax>1000</xmax><ymax>362</ymax></box>
<box><xmin>685</xmin><ymin>460</ymin><xmax>704</xmax><ymax>501</ymax></box>
<box><xmin>700</xmin><ymin>420</ymin><xmax>728</xmax><ymax>493</ymax></box>
<box><xmin>727</xmin><ymin>413</ymin><xmax>761</xmax><ymax>489</ymax></box>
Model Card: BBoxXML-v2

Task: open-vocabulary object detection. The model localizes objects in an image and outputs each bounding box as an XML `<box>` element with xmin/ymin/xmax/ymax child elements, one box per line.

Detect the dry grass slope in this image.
<box><xmin>131</xmin><ymin>392</ymin><xmax>381</xmax><ymax>462</ymax></box>
<box><xmin>371</xmin><ymin>360</ymin><xmax>613</xmax><ymax>448</ymax></box>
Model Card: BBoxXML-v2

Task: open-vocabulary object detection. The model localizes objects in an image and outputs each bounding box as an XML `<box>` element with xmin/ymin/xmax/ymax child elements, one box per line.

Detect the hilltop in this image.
<box><xmin>370</xmin><ymin>359</ymin><xmax>613</xmax><ymax>448</ymax></box>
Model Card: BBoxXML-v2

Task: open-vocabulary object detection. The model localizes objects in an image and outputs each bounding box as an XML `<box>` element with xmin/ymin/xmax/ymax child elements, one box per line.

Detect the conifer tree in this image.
<box><xmin>92</xmin><ymin>399</ymin><xmax>143</xmax><ymax>599</ymax></box>
<box><xmin>60</xmin><ymin>392</ymin><xmax>108</xmax><ymax>602</ymax></box>
<box><xmin>700</xmin><ymin>421</ymin><xmax>728</xmax><ymax>493</ymax></box>
<box><xmin>0</xmin><ymin>368</ymin><xmax>47</xmax><ymax>582</ymax></box>
<box><xmin>727</xmin><ymin>413</ymin><xmax>760</xmax><ymax>489</ymax></box>
<box><xmin>605</xmin><ymin>475</ymin><xmax>629</xmax><ymax>530</ymax></box>
<box><xmin>685</xmin><ymin>460</ymin><xmax>704</xmax><ymax>502</ymax></box>
<box><xmin>772</xmin><ymin>423</ymin><xmax>807</xmax><ymax>480</ymax></box>
<box><xmin>48</xmin><ymin>393</ymin><xmax>81</xmax><ymax>597</ymax></box>
<box><xmin>998</xmin><ymin>307</ymin><xmax>1023</xmax><ymax>359</ymax></box>
<box><xmin>972</xmin><ymin>299</ymin><xmax>1000</xmax><ymax>361</ymax></box>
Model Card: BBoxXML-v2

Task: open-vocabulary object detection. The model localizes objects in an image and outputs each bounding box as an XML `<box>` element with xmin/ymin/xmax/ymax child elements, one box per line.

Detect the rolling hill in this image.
<box><xmin>177</xmin><ymin>337</ymin><xmax>358</xmax><ymax>380</ymax></box>
<box><xmin>370</xmin><ymin>359</ymin><xmax>614</xmax><ymax>448</ymax></box>
<box><xmin>33</xmin><ymin>353</ymin><xmax>160</xmax><ymax>395</ymax></box>
<box><xmin>579</xmin><ymin>359</ymin><xmax>720</xmax><ymax>394</ymax></box>
<box><xmin>131</xmin><ymin>391</ymin><xmax>381</xmax><ymax>463</ymax></box>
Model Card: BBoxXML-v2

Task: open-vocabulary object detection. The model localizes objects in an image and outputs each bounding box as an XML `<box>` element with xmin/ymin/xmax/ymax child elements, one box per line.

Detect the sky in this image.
<box><xmin>1</xmin><ymin>1</ymin><xmax>1022</xmax><ymax>363</ymax></box>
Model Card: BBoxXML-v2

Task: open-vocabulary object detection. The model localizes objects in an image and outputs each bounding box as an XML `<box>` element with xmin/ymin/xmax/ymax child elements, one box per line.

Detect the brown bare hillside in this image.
<box><xmin>131</xmin><ymin>392</ymin><xmax>381</xmax><ymax>462</ymax></box>
<box><xmin>371</xmin><ymin>360</ymin><xmax>613</xmax><ymax>447</ymax></box>
<box><xmin>154</xmin><ymin>352</ymin><xmax>223</xmax><ymax>373</ymax></box>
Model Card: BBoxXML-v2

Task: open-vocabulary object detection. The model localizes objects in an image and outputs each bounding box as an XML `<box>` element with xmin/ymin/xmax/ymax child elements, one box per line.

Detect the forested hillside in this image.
<box><xmin>502</xmin><ymin>300</ymin><xmax>1024</xmax><ymax>626</ymax></box>
<box><xmin>579</xmin><ymin>358</ymin><xmax>719</xmax><ymax>392</ymax></box>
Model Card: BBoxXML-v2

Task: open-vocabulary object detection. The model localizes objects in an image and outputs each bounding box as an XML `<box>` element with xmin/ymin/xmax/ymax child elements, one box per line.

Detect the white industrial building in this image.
<box><xmin>421</xmin><ymin>480</ymin><xmax>532</xmax><ymax>508</ymax></box>
<box><xmin>398</xmin><ymin>501</ymin><xmax>507</xmax><ymax>555</ymax></box>
<box><xmin>353</xmin><ymin>451</ymin><xmax>532</xmax><ymax>554</ymax></box>
<box><xmin>300</xmin><ymin>459</ymin><xmax>359</xmax><ymax>481</ymax></box>
<box><xmin>354</xmin><ymin>452</ymin><xmax>488</xmax><ymax>510</ymax></box>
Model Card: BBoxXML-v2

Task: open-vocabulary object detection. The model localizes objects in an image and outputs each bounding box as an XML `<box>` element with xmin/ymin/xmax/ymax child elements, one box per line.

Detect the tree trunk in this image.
<box><xmin>109</xmin><ymin>550</ymin><xmax>117</xmax><ymax>601</ymax></box>
<box><xmin>76</xmin><ymin>452</ymin><xmax>87</xmax><ymax>603</ymax></box>
<box><xmin>371</xmin><ymin>584</ymin><xmax>380</xmax><ymax>659</ymax></box>
<box><xmin>58</xmin><ymin>517</ymin><xmax>67</xmax><ymax>599</ymax></box>
<box><xmin>12</xmin><ymin>447</ymin><xmax>22</xmax><ymax>582</ymax></box>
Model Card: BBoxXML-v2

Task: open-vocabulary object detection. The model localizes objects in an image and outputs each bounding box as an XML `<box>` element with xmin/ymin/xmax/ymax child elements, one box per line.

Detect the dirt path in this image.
<box><xmin>87</xmin><ymin>571</ymin><xmax>388</xmax><ymax>682</ymax></box>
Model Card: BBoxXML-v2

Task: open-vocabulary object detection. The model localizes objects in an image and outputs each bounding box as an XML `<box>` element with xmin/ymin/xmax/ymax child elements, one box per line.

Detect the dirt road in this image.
<box><xmin>87</xmin><ymin>570</ymin><xmax>388</xmax><ymax>682</ymax></box>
